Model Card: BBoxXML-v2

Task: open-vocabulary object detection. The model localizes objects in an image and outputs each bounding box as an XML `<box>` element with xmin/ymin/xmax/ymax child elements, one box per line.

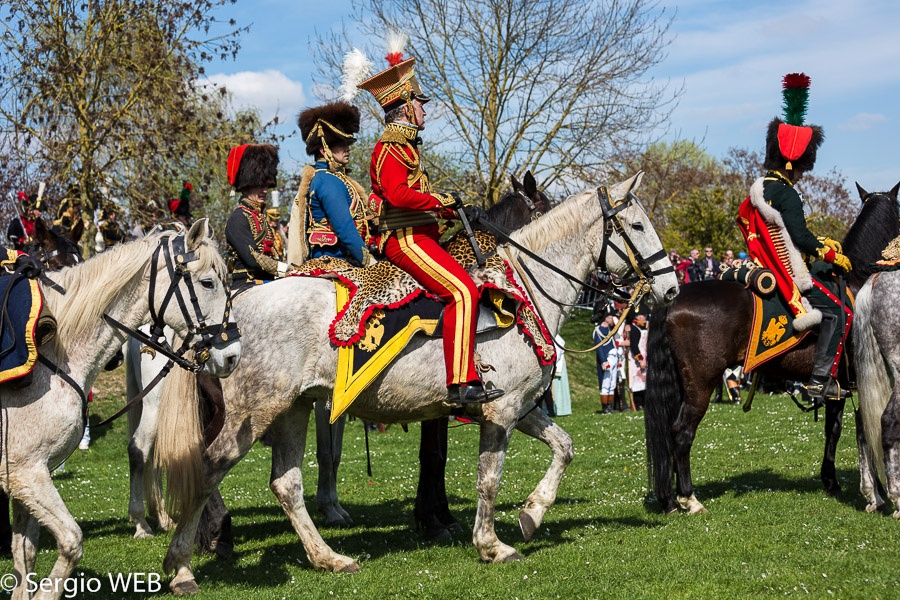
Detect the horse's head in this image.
<box><xmin>843</xmin><ymin>181</ymin><xmax>900</xmax><ymax>290</ymax></box>
<box><xmin>599</xmin><ymin>172</ymin><xmax>679</xmax><ymax>306</ymax></box>
<box><xmin>153</xmin><ymin>219</ymin><xmax>242</xmax><ymax>377</ymax></box>
<box><xmin>24</xmin><ymin>217</ymin><xmax>82</xmax><ymax>270</ymax></box>
<box><xmin>511</xmin><ymin>171</ymin><xmax>552</xmax><ymax>215</ymax></box>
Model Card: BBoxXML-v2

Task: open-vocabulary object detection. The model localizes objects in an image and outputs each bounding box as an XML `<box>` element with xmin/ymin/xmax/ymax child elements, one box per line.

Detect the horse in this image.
<box><xmin>644</xmin><ymin>183</ymin><xmax>899</xmax><ymax>515</ymax></box>
<box><xmin>849</xmin><ymin>183</ymin><xmax>900</xmax><ymax>515</ymax></box>
<box><xmin>119</xmin><ymin>170</ymin><xmax>554</xmax><ymax>546</ymax></box>
<box><xmin>0</xmin><ymin>218</ymin><xmax>85</xmax><ymax>556</ymax></box>
<box><xmin>1</xmin><ymin>220</ymin><xmax>241</xmax><ymax>600</ymax></box>
<box><xmin>155</xmin><ymin>172</ymin><xmax>678</xmax><ymax>593</ymax></box>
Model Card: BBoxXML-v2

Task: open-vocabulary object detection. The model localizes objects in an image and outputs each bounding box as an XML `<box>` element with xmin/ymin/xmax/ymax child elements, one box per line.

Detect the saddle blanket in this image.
<box><xmin>0</xmin><ymin>275</ymin><xmax>42</xmax><ymax>384</ymax></box>
<box><xmin>291</xmin><ymin>232</ymin><xmax>555</xmax><ymax>422</ymax></box>
<box><xmin>743</xmin><ymin>292</ymin><xmax>809</xmax><ymax>373</ymax></box>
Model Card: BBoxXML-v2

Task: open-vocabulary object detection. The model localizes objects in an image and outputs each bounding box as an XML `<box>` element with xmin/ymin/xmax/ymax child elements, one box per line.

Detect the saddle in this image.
<box><xmin>0</xmin><ymin>273</ymin><xmax>51</xmax><ymax>386</ymax></box>
<box><xmin>290</xmin><ymin>230</ymin><xmax>556</xmax><ymax>421</ymax></box>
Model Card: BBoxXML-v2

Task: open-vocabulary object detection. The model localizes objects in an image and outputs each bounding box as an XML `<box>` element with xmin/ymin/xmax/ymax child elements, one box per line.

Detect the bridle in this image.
<box><xmin>480</xmin><ymin>184</ymin><xmax>672</xmax><ymax>353</ymax></box>
<box><xmin>96</xmin><ymin>232</ymin><xmax>240</xmax><ymax>426</ymax></box>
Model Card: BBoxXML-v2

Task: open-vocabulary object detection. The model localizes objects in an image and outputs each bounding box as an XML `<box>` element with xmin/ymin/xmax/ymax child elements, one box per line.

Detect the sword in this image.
<box><xmin>455</xmin><ymin>205</ymin><xmax>485</xmax><ymax>267</ymax></box>
<box><xmin>5</xmin><ymin>192</ymin><xmax>30</xmax><ymax>245</ymax></box>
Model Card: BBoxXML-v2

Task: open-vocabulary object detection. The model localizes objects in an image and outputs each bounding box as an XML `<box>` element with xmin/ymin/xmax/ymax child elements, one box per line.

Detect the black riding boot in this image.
<box><xmin>802</xmin><ymin>312</ymin><xmax>839</xmax><ymax>406</ymax></box>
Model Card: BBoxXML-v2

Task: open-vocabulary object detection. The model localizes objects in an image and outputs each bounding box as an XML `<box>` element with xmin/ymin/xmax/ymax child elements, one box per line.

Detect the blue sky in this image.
<box><xmin>207</xmin><ymin>0</ymin><xmax>900</xmax><ymax>193</ymax></box>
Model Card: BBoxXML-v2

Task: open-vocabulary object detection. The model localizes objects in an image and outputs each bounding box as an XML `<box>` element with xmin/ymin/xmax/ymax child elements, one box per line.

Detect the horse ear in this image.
<box><xmin>510</xmin><ymin>173</ymin><xmax>523</xmax><ymax>193</ymax></box>
<box><xmin>70</xmin><ymin>217</ymin><xmax>85</xmax><ymax>244</ymax></box>
<box><xmin>185</xmin><ymin>217</ymin><xmax>209</xmax><ymax>251</ymax></box>
<box><xmin>524</xmin><ymin>171</ymin><xmax>537</xmax><ymax>196</ymax></box>
<box><xmin>33</xmin><ymin>216</ymin><xmax>50</xmax><ymax>241</ymax></box>
<box><xmin>856</xmin><ymin>182</ymin><xmax>868</xmax><ymax>201</ymax></box>
<box><xmin>891</xmin><ymin>182</ymin><xmax>900</xmax><ymax>200</ymax></box>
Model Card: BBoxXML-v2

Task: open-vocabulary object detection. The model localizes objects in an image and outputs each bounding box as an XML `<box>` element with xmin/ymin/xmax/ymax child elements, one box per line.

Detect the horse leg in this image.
<box><xmin>0</xmin><ymin>492</ymin><xmax>10</xmax><ymax>555</ymax></box>
<box><xmin>879</xmin><ymin>386</ymin><xmax>900</xmax><ymax>517</ymax></box>
<box><xmin>432</xmin><ymin>417</ymin><xmax>463</xmax><ymax>533</ymax></box>
<box><xmin>269</xmin><ymin>401</ymin><xmax>359</xmax><ymax>572</ymax></box>
<box><xmin>414</xmin><ymin>417</ymin><xmax>453</xmax><ymax>541</ymax></box>
<box><xmin>672</xmin><ymin>397</ymin><xmax>710</xmax><ymax>514</ymax></box>
<box><xmin>473</xmin><ymin>404</ymin><xmax>522</xmax><ymax>563</ymax></box>
<box><xmin>164</xmin><ymin>422</ymin><xmax>254</xmax><ymax>594</ymax></box>
<box><xmin>314</xmin><ymin>402</ymin><xmax>351</xmax><ymax>527</ymax></box>
<box><xmin>10</xmin><ymin>498</ymin><xmax>39</xmax><ymax>600</ymax></box>
<box><xmin>855</xmin><ymin>408</ymin><xmax>886</xmax><ymax>513</ymax></box>
<box><xmin>821</xmin><ymin>399</ymin><xmax>845</xmax><ymax>495</ymax></box>
<box><xmin>9</xmin><ymin>469</ymin><xmax>83</xmax><ymax>600</ymax></box>
<box><xmin>514</xmin><ymin>407</ymin><xmax>574</xmax><ymax>542</ymax></box>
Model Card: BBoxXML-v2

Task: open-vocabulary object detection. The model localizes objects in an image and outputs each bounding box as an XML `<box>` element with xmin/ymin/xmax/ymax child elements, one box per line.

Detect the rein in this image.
<box><xmin>479</xmin><ymin>185</ymin><xmax>671</xmax><ymax>354</ymax></box>
<box><xmin>97</xmin><ymin>234</ymin><xmax>239</xmax><ymax>427</ymax></box>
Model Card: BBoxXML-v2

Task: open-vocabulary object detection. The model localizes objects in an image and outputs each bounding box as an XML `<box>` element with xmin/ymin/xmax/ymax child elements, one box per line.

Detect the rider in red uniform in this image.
<box><xmin>358</xmin><ymin>54</ymin><xmax>502</xmax><ymax>406</ymax></box>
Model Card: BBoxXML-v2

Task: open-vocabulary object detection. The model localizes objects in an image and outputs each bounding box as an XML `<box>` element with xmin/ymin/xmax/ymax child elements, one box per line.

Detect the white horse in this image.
<box><xmin>156</xmin><ymin>173</ymin><xmax>679</xmax><ymax>594</ymax></box>
<box><xmin>2</xmin><ymin>220</ymin><xmax>241</xmax><ymax>600</ymax></box>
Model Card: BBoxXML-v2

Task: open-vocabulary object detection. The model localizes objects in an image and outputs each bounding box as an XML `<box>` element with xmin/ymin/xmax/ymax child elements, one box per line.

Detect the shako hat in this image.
<box><xmin>764</xmin><ymin>73</ymin><xmax>824</xmax><ymax>173</ymax></box>
<box><xmin>298</xmin><ymin>102</ymin><xmax>361</xmax><ymax>156</ymax></box>
<box><xmin>227</xmin><ymin>144</ymin><xmax>279</xmax><ymax>192</ymax></box>
<box><xmin>356</xmin><ymin>32</ymin><xmax>430</xmax><ymax>112</ymax></box>
<box><xmin>168</xmin><ymin>181</ymin><xmax>193</xmax><ymax>218</ymax></box>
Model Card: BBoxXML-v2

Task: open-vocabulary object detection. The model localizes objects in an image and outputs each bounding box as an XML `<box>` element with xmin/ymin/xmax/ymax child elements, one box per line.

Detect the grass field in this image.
<box><xmin>5</xmin><ymin>309</ymin><xmax>900</xmax><ymax>599</ymax></box>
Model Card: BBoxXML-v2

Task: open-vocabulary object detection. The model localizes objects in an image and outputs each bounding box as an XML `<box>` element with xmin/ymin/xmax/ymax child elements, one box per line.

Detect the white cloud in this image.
<box><xmin>204</xmin><ymin>70</ymin><xmax>305</xmax><ymax>122</ymax></box>
<box><xmin>838</xmin><ymin>113</ymin><xmax>888</xmax><ymax>132</ymax></box>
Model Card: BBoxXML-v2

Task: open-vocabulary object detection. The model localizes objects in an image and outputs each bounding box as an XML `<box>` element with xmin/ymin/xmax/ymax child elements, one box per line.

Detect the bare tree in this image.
<box><xmin>313</xmin><ymin>0</ymin><xmax>676</xmax><ymax>204</ymax></box>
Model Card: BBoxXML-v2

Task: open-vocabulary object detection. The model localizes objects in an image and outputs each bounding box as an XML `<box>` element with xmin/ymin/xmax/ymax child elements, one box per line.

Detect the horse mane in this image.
<box><xmin>512</xmin><ymin>190</ymin><xmax>593</xmax><ymax>254</ymax></box>
<box><xmin>842</xmin><ymin>191</ymin><xmax>900</xmax><ymax>289</ymax></box>
<box><xmin>45</xmin><ymin>231</ymin><xmax>226</xmax><ymax>347</ymax></box>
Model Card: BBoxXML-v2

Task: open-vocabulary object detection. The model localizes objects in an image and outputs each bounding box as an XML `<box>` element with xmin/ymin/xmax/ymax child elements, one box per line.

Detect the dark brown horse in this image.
<box><xmin>644</xmin><ymin>184</ymin><xmax>900</xmax><ymax>514</ymax></box>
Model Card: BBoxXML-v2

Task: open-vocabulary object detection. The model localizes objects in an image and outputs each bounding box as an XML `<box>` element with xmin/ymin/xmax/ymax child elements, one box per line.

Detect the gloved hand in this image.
<box><xmin>360</xmin><ymin>247</ymin><xmax>378</xmax><ymax>268</ymax></box>
<box><xmin>818</xmin><ymin>236</ymin><xmax>843</xmax><ymax>254</ymax></box>
<box><xmin>15</xmin><ymin>253</ymin><xmax>43</xmax><ymax>280</ymax></box>
<box><xmin>462</xmin><ymin>204</ymin><xmax>489</xmax><ymax>225</ymax></box>
<box><xmin>831</xmin><ymin>252</ymin><xmax>852</xmax><ymax>272</ymax></box>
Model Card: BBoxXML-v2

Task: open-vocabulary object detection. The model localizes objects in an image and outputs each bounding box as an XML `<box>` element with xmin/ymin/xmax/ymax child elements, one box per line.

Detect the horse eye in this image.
<box><xmin>200</xmin><ymin>278</ymin><xmax>216</xmax><ymax>290</ymax></box>
<box><xmin>632</xmin><ymin>222</ymin><xmax>645</xmax><ymax>232</ymax></box>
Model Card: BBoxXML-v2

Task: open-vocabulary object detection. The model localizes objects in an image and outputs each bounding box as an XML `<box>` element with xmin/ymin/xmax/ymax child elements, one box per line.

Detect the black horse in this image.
<box><xmin>644</xmin><ymin>184</ymin><xmax>899</xmax><ymax>514</ymax></box>
<box><xmin>414</xmin><ymin>171</ymin><xmax>553</xmax><ymax>539</ymax></box>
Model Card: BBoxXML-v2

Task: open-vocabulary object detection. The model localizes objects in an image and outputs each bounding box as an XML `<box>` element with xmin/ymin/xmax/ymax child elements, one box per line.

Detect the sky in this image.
<box><xmin>206</xmin><ymin>0</ymin><xmax>900</xmax><ymax>194</ymax></box>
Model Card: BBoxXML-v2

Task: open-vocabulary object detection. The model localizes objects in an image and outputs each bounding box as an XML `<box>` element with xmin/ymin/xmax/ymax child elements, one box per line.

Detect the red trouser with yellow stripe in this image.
<box><xmin>383</xmin><ymin>226</ymin><xmax>480</xmax><ymax>387</ymax></box>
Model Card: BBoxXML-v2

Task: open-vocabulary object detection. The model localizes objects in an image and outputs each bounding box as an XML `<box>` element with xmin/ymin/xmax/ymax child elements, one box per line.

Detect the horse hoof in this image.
<box><xmin>213</xmin><ymin>541</ymin><xmax>234</xmax><ymax>560</ymax></box>
<box><xmin>337</xmin><ymin>561</ymin><xmax>361</xmax><ymax>573</ymax></box>
<box><xmin>865</xmin><ymin>502</ymin><xmax>883</xmax><ymax>514</ymax></box>
<box><xmin>133</xmin><ymin>529</ymin><xmax>154</xmax><ymax>540</ymax></box>
<box><xmin>664</xmin><ymin>507</ymin><xmax>680</xmax><ymax>516</ymax></box>
<box><xmin>445</xmin><ymin>521</ymin><xmax>464</xmax><ymax>535</ymax></box>
<box><xmin>324</xmin><ymin>517</ymin><xmax>352</xmax><ymax>529</ymax></box>
<box><xmin>518</xmin><ymin>511</ymin><xmax>536</xmax><ymax>542</ymax></box>
<box><xmin>500</xmin><ymin>551</ymin><xmax>524</xmax><ymax>563</ymax></box>
<box><xmin>170</xmin><ymin>579</ymin><xmax>201</xmax><ymax>595</ymax></box>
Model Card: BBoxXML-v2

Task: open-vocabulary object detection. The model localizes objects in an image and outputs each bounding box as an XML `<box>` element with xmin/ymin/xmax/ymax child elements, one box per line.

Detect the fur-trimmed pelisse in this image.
<box><xmin>298</xmin><ymin>102</ymin><xmax>360</xmax><ymax>156</ymax></box>
<box><xmin>230</xmin><ymin>144</ymin><xmax>279</xmax><ymax>191</ymax></box>
<box><xmin>764</xmin><ymin>118</ymin><xmax>824</xmax><ymax>173</ymax></box>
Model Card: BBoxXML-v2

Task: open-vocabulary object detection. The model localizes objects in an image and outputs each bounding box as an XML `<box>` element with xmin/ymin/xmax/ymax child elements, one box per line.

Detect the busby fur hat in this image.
<box><xmin>298</xmin><ymin>102</ymin><xmax>360</xmax><ymax>156</ymax></box>
<box><xmin>227</xmin><ymin>144</ymin><xmax>279</xmax><ymax>192</ymax></box>
<box><xmin>764</xmin><ymin>73</ymin><xmax>824</xmax><ymax>173</ymax></box>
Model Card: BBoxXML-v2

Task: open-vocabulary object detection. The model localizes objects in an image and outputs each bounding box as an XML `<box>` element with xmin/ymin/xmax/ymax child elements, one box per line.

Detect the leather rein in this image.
<box><xmin>96</xmin><ymin>233</ymin><xmax>240</xmax><ymax>426</ymax></box>
<box><xmin>478</xmin><ymin>185</ymin><xmax>672</xmax><ymax>354</ymax></box>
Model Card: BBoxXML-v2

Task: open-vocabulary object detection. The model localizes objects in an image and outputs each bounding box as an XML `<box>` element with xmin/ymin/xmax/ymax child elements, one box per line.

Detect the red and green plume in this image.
<box><xmin>781</xmin><ymin>72</ymin><xmax>811</xmax><ymax>126</ymax></box>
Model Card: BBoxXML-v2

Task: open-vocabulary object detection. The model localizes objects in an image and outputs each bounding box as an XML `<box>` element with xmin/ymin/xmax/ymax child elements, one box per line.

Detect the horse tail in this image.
<box><xmin>853</xmin><ymin>280</ymin><xmax>890</xmax><ymax>486</ymax></box>
<box><xmin>154</xmin><ymin>355</ymin><xmax>205</xmax><ymax>523</ymax></box>
<box><xmin>644</xmin><ymin>303</ymin><xmax>681</xmax><ymax>511</ymax></box>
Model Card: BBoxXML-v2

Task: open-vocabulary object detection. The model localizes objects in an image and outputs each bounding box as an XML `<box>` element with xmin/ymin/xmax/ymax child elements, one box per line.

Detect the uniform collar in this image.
<box><xmin>383</xmin><ymin>122</ymin><xmax>421</xmax><ymax>146</ymax></box>
<box><xmin>765</xmin><ymin>170</ymin><xmax>794</xmax><ymax>187</ymax></box>
<box><xmin>240</xmin><ymin>197</ymin><xmax>264</xmax><ymax>212</ymax></box>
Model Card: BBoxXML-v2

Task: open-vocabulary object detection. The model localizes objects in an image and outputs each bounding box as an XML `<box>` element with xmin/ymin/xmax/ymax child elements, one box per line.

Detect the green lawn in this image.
<box><xmin>6</xmin><ymin>310</ymin><xmax>900</xmax><ymax>599</ymax></box>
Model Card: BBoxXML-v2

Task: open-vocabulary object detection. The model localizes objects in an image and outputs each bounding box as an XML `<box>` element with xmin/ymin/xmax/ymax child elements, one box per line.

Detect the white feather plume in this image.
<box><xmin>387</xmin><ymin>30</ymin><xmax>407</xmax><ymax>57</ymax></box>
<box><xmin>340</xmin><ymin>48</ymin><xmax>372</xmax><ymax>104</ymax></box>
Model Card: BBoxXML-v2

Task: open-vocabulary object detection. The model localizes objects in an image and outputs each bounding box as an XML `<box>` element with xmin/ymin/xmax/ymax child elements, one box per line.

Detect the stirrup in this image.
<box><xmin>448</xmin><ymin>382</ymin><xmax>504</xmax><ymax>406</ymax></box>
